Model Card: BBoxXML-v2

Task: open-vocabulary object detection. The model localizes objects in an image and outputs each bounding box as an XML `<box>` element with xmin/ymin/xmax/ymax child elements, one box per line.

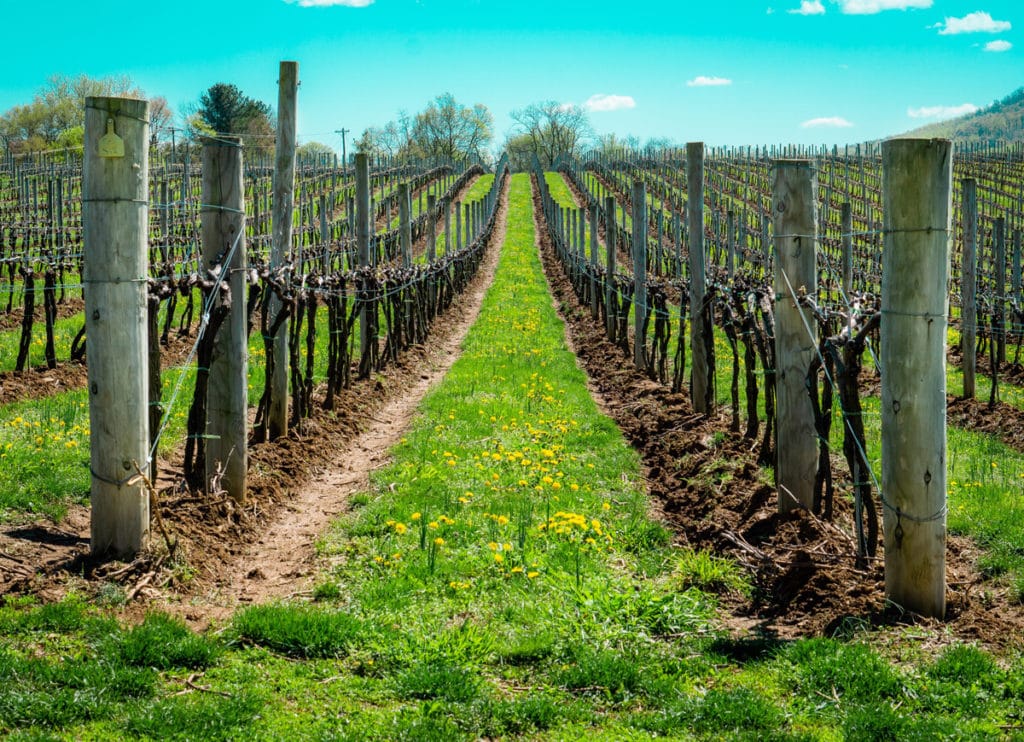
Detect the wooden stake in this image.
<box><xmin>881</xmin><ymin>138</ymin><xmax>952</xmax><ymax>620</ymax></box>
<box><xmin>269</xmin><ymin>61</ymin><xmax>298</xmax><ymax>440</ymax></box>
<box><xmin>687</xmin><ymin>142</ymin><xmax>713</xmax><ymax>414</ymax></box>
<box><xmin>772</xmin><ymin>159</ymin><xmax>819</xmax><ymax>513</ymax></box>
<box><xmin>83</xmin><ymin>96</ymin><xmax>150</xmax><ymax>557</ymax></box>
<box><xmin>961</xmin><ymin>179</ymin><xmax>977</xmax><ymax>399</ymax></box>
<box><xmin>632</xmin><ymin>179</ymin><xmax>647</xmax><ymax>371</ymax></box>
<box><xmin>605</xmin><ymin>196</ymin><xmax>617</xmax><ymax>341</ymax></box>
<box><xmin>399</xmin><ymin>183</ymin><xmax>412</xmax><ymax>269</ymax></box>
<box><xmin>356</xmin><ymin>153</ymin><xmax>372</xmax><ymax>360</ymax></box>
<box><xmin>202</xmin><ymin>136</ymin><xmax>247</xmax><ymax>502</ymax></box>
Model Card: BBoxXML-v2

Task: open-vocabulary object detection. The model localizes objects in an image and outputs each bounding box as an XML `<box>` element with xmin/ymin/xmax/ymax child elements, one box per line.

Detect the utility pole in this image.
<box><xmin>335</xmin><ymin>128</ymin><xmax>350</xmax><ymax>170</ymax></box>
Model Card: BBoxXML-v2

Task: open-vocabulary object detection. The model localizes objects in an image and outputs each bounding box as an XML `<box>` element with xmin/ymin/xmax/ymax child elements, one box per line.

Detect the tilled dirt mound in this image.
<box><xmin>532</xmin><ymin>177</ymin><xmax>1024</xmax><ymax>647</ymax></box>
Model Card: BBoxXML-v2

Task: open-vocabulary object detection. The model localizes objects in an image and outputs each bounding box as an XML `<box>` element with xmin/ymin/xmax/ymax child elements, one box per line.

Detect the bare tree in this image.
<box><xmin>510</xmin><ymin>101</ymin><xmax>591</xmax><ymax>168</ymax></box>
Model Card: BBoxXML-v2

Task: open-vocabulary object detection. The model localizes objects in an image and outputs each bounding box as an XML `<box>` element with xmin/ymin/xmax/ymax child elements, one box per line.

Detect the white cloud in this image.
<box><xmin>583</xmin><ymin>94</ymin><xmax>636</xmax><ymax>113</ymax></box>
<box><xmin>801</xmin><ymin>116</ymin><xmax>854</xmax><ymax>128</ymax></box>
<box><xmin>907</xmin><ymin>103</ymin><xmax>979</xmax><ymax>119</ymax></box>
<box><xmin>686</xmin><ymin>76</ymin><xmax>733</xmax><ymax>87</ymax></box>
<box><xmin>789</xmin><ymin>0</ymin><xmax>825</xmax><ymax>14</ymax></box>
<box><xmin>935</xmin><ymin>11</ymin><xmax>1011</xmax><ymax>34</ymax></box>
<box><xmin>985</xmin><ymin>39</ymin><xmax>1013</xmax><ymax>52</ymax></box>
<box><xmin>285</xmin><ymin>0</ymin><xmax>374</xmax><ymax>7</ymax></box>
<box><xmin>834</xmin><ymin>0</ymin><xmax>931</xmax><ymax>14</ymax></box>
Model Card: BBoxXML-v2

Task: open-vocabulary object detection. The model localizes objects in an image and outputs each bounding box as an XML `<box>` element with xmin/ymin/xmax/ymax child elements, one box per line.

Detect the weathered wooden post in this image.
<box><xmin>399</xmin><ymin>182</ymin><xmax>412</xmax><ymax>269</ymax></box>
<box><xmin>444</xmin><ymin>196</ymin><xmax>452</xmax><ymax>254</ymax></box>
<box><xmin>632</xmin><ymin>180</ymin><xmax>647</xmax><ymax>371</ymax></box>
<box><xmin>426</xmin><ymin>194</ymin><xmax>437</xmax><ymax>262</ymax></box>
<box><xmin>688</xmin><ymin>142</ymin><xmax>713</xmax><ymax>414</ymax></box>
<box><xmin>590</xmin><ymin>203</ymin><xmax>600</xmax><ymax>320</ymax></box>
<box><xmin>269</xmin><ymin>60</ymin><xmax>298</xmax><ymax>439</ymax></box>
<box><xmin>961</xmin><ymin>179</ymin><xmax>977</xmax><ymax>399</ymax></box>
<box><xmin>995</xmin><ymin>217</ymin><xmax>1007</xmax><ymax>364</ymax></box>
<box><xmin>841</xmin><ymin>202</ymin><xmax>853</xmax><ymax>297</ymax></box>
<box><xmin>881</xmin><ymin>138</ymin><xmax>952</xmax><ymax>620</ymax></box>
<box><xmin>605</xmin><ymin>196</ymin><xmax>617</xmax><ymax>341</ymax></box>
<box><xmin>454</xmin><ymin>199</ymin><xmax>462</xmax><ymax>251</ymax></box>
<box><xmin>83</xmin><ymin>96</ymin><xmax>150</xmax><ymax>556</ymax></box>
<box><xmin>356</xmin><ymin>153</ymin><xmax>372</xmax><ymax>359</ymax></box>
<box><xmin>202</xmin><ymin>136</ymin><xmax>247</xmax><ymax>502</ymax></box>
<box><xmin>772</xmin><ymin>159</ymin><xmax>819</xmax><ymax>513</ymax></box>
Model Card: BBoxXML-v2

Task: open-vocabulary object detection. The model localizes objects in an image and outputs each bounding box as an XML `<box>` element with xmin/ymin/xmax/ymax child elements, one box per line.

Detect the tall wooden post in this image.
<box><xmin>961</xmin><ymin>179</ymin><xmax>977</xmax><ymax>399</ymax></box>
<box><xmin>604</xmin><ymin>196</ymin><xmax>617</xmax><ymax>340</ymax></box>
<box><xmin>687</xmin><ymin>142</ymin><xmax>712</xmax><ymax>414</ymax></box>
<box><xmin>590</xmin><ymin>203</ymin><xmax>600</xmax><ymax>320</ymax></box>
<box><xmin>83</xmin><ymin>96</ymin><xmax>150</xmax><ymax>556</ymax></box>
<box><xmin>995</xmin><ymin>218</ymin><xmax>1007</xmax><ymax>364</ymax></box>
<box><xmin>270</xmin><ymin>60</ymin><xmax>298</xmax><ymax>440</ymax></box>
<box><xmin>841</xmin><ymin>202</ymin><xmax>853</xmax><ymax>297</ymax></box>
<box><xmin>426</xmin><ymin>194</ymin><xmax>437</xmax><ymax>262</ymax></box>
<box><xmin>881</xmin><ymin>138</ymin><xmax>952</xmax><ymax>620</ymax></box>
<box><xmin>454</xmin><ymin>200</ymin><xmax>462</xmax><ymax>251</ymax></box>
<box><xmin>399</xmin><ymin>183</ymin><xmax>412</xmax><ymax>269</ymax></box>
<box><xmin>772</xmin><ymin>159</ymin><xmax>818</xmax><ymax>513</ymax></box>
<box><xmin>444</xmin><ymin>197</ymin><xmax>452</xmax><ymax>254</ymax></box>
<box><xmin>356</xmin><ymin>154</ymin><xmax>372</xmax><ymax>358</ymax></box>
<box><xmin>202</xmin><ymin>137</ymin><xmax>247</xmax><ymax>502</ymax></box>
<box><xmin>632</xmin><ymin>180</ymin><xmax>647</xmax><ymax>371</ymax></box>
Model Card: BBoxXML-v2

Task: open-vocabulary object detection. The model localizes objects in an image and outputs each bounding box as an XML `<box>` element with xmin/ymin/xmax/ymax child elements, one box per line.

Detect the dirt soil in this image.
<box><xmin>0</xmin><ymin>176</ymin><xmax>510</xmax><ymax>628</ymax></box>
<box><xmin>532</xmin><ymin>175</ymin><xmax>1024</xmax><ymax>649</ymax></box>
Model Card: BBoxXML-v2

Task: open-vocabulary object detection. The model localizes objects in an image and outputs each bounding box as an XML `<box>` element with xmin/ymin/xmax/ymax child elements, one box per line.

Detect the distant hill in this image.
<box><xmin>901</xmin><ymin>87</ymin><xmax>1024</xmax><ymax>145</ymax></box>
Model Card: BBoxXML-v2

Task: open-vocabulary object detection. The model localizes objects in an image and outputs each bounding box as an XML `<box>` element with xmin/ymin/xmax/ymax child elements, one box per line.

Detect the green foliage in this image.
<box><xmin>395</xmin><ymin>660</ymin><xmax>481</xmax><ymax>702</ymax></box>
<box><xmin>674</xmin><ymin>548</ymin><xmax>751</xmax><ymax>596</ymax></box>
<box><xmin>783</xmin><ymin>638</ymin><xmax>903</xmax><ymax>703</ymax></box>
<box><xmin>117</xmin><ymin>612</ymin><xmax>220</xmax><ymax>670</ymax></box>
<box><xmin>231</xmin><ymin>604</ymin><xmax>365</xmax><ymax>658</ymax></box>
<box><xmin>125</xmin><ymin>691</ymin><xmax>264</xmax><ymax>741</ymax></box>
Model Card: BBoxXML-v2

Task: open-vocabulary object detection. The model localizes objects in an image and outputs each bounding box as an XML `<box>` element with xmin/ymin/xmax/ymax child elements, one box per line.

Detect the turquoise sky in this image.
<box><xmin>1</xmin><ymin>0</ymin><xmax>1019</xmax><ymax>151</ymax></box>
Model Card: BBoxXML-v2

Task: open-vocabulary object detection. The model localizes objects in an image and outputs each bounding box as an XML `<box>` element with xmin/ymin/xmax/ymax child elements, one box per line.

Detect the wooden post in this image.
<box><xmin>269</xmin><ymin>60</ymin><xmax>298</xmax><ymax>440</ymax></box>
<box><xmin>202</xmin><ymin>137</ymin><xmax>247</xmax><ymax>502</ymax></box>
<box><xmin>841</xmin><ymin>202</ymin><xmax>853</xmax><ymax>297</ymax></box>
<box><xmin>632</xmin><ymin>180</ymin><xmax>647</xmax><ymax>370</ymax></box>
<box><xmin>399</xmin><ymin>183</ymin><xmax>412</xmax><ymax>269</ymax></box>
<box><xmin>687</xmin><ymin>142</ymin><xmax>713</xmax><ymax>414</ymax></box>
<box><xmin>83</xmin><ymin>96</ymin><xmax>150</xmax><ymax>556</ymax></box>
<box><xmin>995</xmin><ymin>217</ymin><xmax>1007</xmax><ymax>364</ymax></box>
<box><xmin>454</xmin><ymin>200</ymin><xmax>462</xmax><ymax>251</ymax></box>
<box><xmin>961</xmin><ymin>179</ymin><xmax>977</xmax><ymax>399</ymax></box>
<box><xmin>356</xmin><ymin>153</ymin><xmax>372</xmax><ymax>358</ymax></box>
<box><xmin>605</xmin><ymin>195</ymin><xmax>617</xmax><ymax>340</ymax></box>
<box><xmin>726</xmin><ymin>209</ymin><xmax>736</xmax><ymax>277</ymax></box>
<box><xmin>772</xmin><ymin>159</ymin><xmax>819</xmax><ymax>513</ymax></box>
<box><xmin>881</xmin><ymin>138</ymin><xmax>952</xmax><ymax>620</ymax></box>
<box><xmin>426</xmin><ymin>194</ymin><xmax>437</xmax><ymax>262</ymax></box>
<box><xmin>444</xmin><ymin>196</ymin><xmax>452</xmax><ymax>254</ymax></box>
<box><xmin>590</xmin><ymin>202</ymin><xmax>600</xmax><ymax>320</ymax></box>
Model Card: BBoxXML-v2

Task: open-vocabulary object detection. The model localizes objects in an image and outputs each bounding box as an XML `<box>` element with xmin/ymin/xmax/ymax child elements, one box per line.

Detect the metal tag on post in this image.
<box><xmin>98</xmin><ymin>118</ymin><xmax>125</xmax><ymax>158</ymax></box>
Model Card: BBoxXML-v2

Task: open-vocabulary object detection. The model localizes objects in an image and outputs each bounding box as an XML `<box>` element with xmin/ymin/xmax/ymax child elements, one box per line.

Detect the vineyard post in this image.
<box><xmin>841</xmin><ymin>202</ymin><xmax>853</xmax><ymax>297</ymax></box>
<box><xmin>444</xmin><ymin>197</ymin><xmax>452</xmax><ymax>254</ymax></box>
<box><xmin>427</xmin><ymin>194</ymin><xmax>437</xmax><ymax>261</ymax></box>
<box><xmin>604</xmin><ymin>195</ymin><xmax>617</xmax><ymax>340</ymax></box>
<box><xmin>632</xmin><ymin>179</ymin><xmax>648</xmax><ymax>370</ymax></box>
<box><xmin>1012</xmin><ymin>229</ymin><xmax>1021</xmax><ymax>306</ymax></box>
<box><xmin>881</xmin><ymin>138</ymin><xmax>952</xmax><ymax>620</ymax></box>
<box><xmin>269</xmin><ymin>60</ymin><xmax>298</xmax><ymax>440</ymax></box>
<box><xmin>83</xmin><ymin>95</ymin><xmax>150</xmax><ymax>556</ymax></box>
<box><xmin>202</xmin><ymin>136</ymin><xmax>247</xmax><ymax>502</ymax></box>
<box><xmin>465</xmin><ymin>202</ymin><xmax>471</xmax><ymax>248</ymax></box>
<box><xmin>962</xmin><ymin>179</ymin><xmax>977</xmax><ymax>399</ymax></box>
<box><xmin>399</xmin><ymin>183</ymin><xmax>412</xmax><ymax>269</ymax></box>
<box><xmin>455</xmin><ymin>200</ymin><xmax>462</xmax><ymax>251</ymax></box>
<box><xmin>319</xmin><ymin>194</ymin><xmax>329</xmax><ymax>272</ymax></box>
<box><xmin>687</xmin><ymin>142</ymin><xmax>713</xmax><ymax>414</ymax></box>
<box><xmin>995</xmin><ymin>218</ymin><xmax>1007</xmax><ymax>364</ymax></box>
<box><xmin>356</xmin><ymin>154</ymin><xmax>371</xmax><ymax>359</ymax></box>
<box><xmin>589</xmin><ymin>202</ymin><xmax>600</xmax><ymax>320</ymax></box>
<box><xmin>772</xmin><ymin>159</ymin><xmax>818</xmax><ymax>513</ymax></box>
<box><xmin>726</xmin><ymin>210</ymin><xmax>736</xmax><ymax>277</ymax></box>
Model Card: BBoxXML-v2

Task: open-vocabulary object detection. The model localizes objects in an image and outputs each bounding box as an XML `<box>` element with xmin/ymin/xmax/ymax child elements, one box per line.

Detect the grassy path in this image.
<box><xmin>1</xmin><ymin>173</ymin><xmax>1022</xmax><ymax>740</ymax></box>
